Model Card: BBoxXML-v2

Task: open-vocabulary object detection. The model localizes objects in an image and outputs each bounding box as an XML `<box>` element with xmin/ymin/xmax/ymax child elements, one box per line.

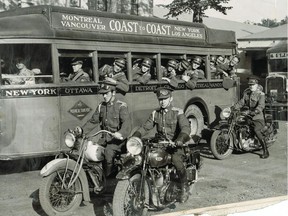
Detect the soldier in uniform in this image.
<box><xmin>179</xmin><ymin>59</ymin><xmax>199</xmax><ymax>90</ymax></box>
<box><xmin>226</xmin><ymin>55</ymin><xmax>240</xmax><ymax>78</ymax></box>
<box><xmin>181</xmin><ymin>56</ymin><xmax>204</xmax><ymax>87</ymax></box>
<box><xmin>66</xmin><ymin>58</ymin><xmax>91</xmax><ymax>82</ymax></box>
<box><xmin>232</xmin><ymin>76</ymin><xmax>269</xmax><ymax>159</ymax></box>
<box><xmin>83</xmin><ymin>81</ymin><xmax>131</xmax><ymax>176</ymax></box>
<box><xmin>132</xmin><ymin>58</ymin><xmax>152</xmax><ymax>84</ymax></box>
<box><xmin>99</xmin><ymin>58</ymin><xmax>129</xmax><ymax>94</ymax></box>
<box><xmin>161</xmin><ymin>59</ymin><xmax>179</xmax><ymax>88</ymax></box>
<box><xmin>133</xmin><ymin>87</ymin><xmax>191</xmax><ymax>203</ymax></box>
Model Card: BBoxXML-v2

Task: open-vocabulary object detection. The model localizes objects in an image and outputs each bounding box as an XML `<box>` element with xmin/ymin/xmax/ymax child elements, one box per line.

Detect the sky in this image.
<box><xmin>154</xmin><ymin>0</ymin><xmax>288</xmax><ymax>23</ymax></box>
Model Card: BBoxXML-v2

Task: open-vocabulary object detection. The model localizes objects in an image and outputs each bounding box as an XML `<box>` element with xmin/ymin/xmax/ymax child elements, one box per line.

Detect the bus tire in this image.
<box><xmin>185</xmin><ymin>105</ymin><xmax>204</xmax><ymax>137</ymax></box>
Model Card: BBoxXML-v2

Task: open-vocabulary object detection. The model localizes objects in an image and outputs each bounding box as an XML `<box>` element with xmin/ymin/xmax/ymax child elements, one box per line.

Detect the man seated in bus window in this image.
<box><xmin>99</xmin><ymin>58</ymin><xmax>129</xmax><ymax>94</ymax></box>
<box><xmin>2</xmin><ymin>58</ymin><xmax>41</xmax><ymax>85</ymax></box>
<box><xmin>132</xmin><ymin>58</ymin><xmax>152</xmax><ymax>84</ymax></box>
<box><xmin>209</xmin><ymin>55</ymin><xmax>217</xmax><ymax>79</ymax></box>
<box><xmin>179</xmin><ymin>59</ymin><xmax>199</xmax><ymax>90</ymax></box>
<box><xmin>215</xmin><ymin>56</ymin><xmax>240</xmax><ymax>79</ymax></box>
<box><xmin>63</xmin><ymin>58</ymin><xmax>91</xmax><ymax>83</ymax></box>
<box><xmin>161</xmin><ymin>59</ymin><xmax>179</xmax><ymax>88</ymax></box>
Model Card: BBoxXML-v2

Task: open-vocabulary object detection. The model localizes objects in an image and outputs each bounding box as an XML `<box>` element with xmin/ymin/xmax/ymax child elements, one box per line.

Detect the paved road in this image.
<box><xmin>0</xmin><ymin>121</ymin><xmax>287</xmax><ymax>216</ymax></box>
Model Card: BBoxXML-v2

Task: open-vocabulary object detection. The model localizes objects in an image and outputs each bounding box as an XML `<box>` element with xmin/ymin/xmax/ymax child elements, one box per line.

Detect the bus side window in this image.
<box><xmin>58</xmin><ymin>51</ymin><xmax>93</xmax><ymax>83</ymax></box>
<box><xmin>188</xmin><ymin>55</ymin><xmax>206</xmax><ymax>80</ymax></box>
<box><xmin>131</xmin><ymin>55</ymin><xmax>156</xmax><ymax>84</ymax></box>
<box><xmin>0</xmin><ymin>44</ymin><xmax>53</xmax><ymax>85</ymax></box>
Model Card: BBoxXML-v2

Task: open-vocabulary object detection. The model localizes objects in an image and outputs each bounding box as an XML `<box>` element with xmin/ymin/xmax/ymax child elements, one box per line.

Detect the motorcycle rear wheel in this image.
<box><xmin>113</xmin><ymin>174</ymin><xmax>149</xmax><ymax>216</ymax></box>
<box><xmin>39</xmin><ymin>169</ymin><xmax>83</xmax><ymax>216</ymax></box>
<box><xmin>210</xmin><ymin>130</ymin><xmax>234</xmax><ymax>160</ymax></box>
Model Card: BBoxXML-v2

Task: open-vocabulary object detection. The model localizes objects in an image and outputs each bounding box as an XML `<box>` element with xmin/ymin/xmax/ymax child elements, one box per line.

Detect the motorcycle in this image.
<box><xmin>112</xmin><ymin>136</ymin><xmax>201</xmax><ymax>216</ymax></box>
<box><xmin>210</xmin><ymin>107</ymin><xmax>278</xmax><ymax>160</ymax></box>
<box><xmin>39</xmin><ymin>127</ymin><xmax>123</xmax><ymax>216</ymax></box>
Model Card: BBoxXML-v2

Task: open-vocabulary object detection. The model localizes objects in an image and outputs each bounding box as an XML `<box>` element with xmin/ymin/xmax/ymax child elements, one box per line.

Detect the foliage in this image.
<box><xmin>158</xmin><ymin>0</ymin><xmax>232</xmax><ymax>23</ymax></box>
<box><xmin>256</xmin><ymin>16</ymin><xmax>288</xmax><ymax>28</ymax></box>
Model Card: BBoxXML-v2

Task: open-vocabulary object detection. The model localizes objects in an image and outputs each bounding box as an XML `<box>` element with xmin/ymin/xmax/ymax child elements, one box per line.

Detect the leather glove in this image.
<box><xmin>175</xmin><ymin>140</ymin><xmax>184</xmax><ymax>147</ymax></box>
<box><xmin>132</xmin><ymin>131</ymin><xmax>142</xmax><ymax>139</ymax></box>
<box><xmin>113</xmin><ymin>132</ymin><xmax>123</xmax><ymax>140</ymax></box>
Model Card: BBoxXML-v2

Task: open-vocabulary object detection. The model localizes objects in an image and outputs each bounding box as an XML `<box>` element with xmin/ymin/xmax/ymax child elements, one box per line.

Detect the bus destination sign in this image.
<box><xmin>52</xmin><ymin>12</ymin><xmax>205</xmax><ymax>40</ymax></box>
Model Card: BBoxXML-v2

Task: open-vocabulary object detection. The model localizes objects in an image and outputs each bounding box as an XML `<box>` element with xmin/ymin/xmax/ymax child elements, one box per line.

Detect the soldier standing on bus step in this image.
<box><xmin>83</xmin><ymin>81</ymin><xmax>131</xmax><ymax>179</ymax></box>
<box><xmin>133</xmin><ymin>86</ymin><xmax>191</xmax><ymax>203</ymax></box>
<box><xmin>67</xmin><ymin>58</ymin><xmax>91</xmax><ymax>82</ymax></box>
<box><xmin>232</xmin><ymin>76</ymin><xmax>269</xmax><ymax>159</ymax></box>
<box><xmin>99</xmin><ymin>58</ymin><xmax>129</xmax><ymax>94</ymax></box>
<box><xmin>161</xmin><ymin>59</ymin><xmax>179</xmax><ymax>88</ymax></box>
<box><xmin>179</xmin><ymin>59</ymin><xmax>199</xmax><ymax>90</ymax></box>
<box><xmin>132</xmin><ymin>58</ymin><xmax>152</xmax><ymax>84</ymax></box>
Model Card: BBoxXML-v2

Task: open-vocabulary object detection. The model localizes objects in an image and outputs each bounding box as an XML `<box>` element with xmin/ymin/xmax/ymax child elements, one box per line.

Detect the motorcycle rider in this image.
<box><xmin>83</xmin><ymin>81</ymin><xmax>131</xmax><ymax>178</ymax></box>
<box><xmin>133</xmin><ymin>86</ymin><xmax>191</xmax><ymax>203</ymax></box>
<box><xmin>232</xmin><ymin>76</ymin><xmax>268</xmax><ymax>159</ymax></box>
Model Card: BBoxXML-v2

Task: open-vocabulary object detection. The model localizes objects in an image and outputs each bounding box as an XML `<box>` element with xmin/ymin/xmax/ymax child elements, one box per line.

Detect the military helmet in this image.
<box><xmin>167</xmin><ymin>59</ymin><xmax>178</xmax><ymax>69</ymax></box>
<box><xmin>142</xmin><ymin>58</ymin><xmax>152</xmax><ymax>68</ymax></box>
<box><xmin>114</xmin><ymin>58</ymin><xmax>126</xmax><ymax>69</ymax></box>
<box><xmin>192</xmin><ymin>56</ymin><xmax>202</xmax><ymax>65</ymax></box>
<box><xmin>210</xmin><ymin>55</ymin><xmax>216</xmax><ymax>63</ymax></box>
<box><xmin>180</xmin><ymin>59</ymin><xmax>190</xmax><ymax>70</ymax></box>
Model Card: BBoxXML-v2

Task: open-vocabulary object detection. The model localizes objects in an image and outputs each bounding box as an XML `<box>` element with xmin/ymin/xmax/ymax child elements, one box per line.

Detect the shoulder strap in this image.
<box><xmin>72</xmin><ymin>71</ymin><xmax>85</xmax><ymax>81</ymax></box>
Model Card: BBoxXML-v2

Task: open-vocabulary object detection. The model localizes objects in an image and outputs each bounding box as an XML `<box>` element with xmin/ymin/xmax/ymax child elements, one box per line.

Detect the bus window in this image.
<box><xmin>0</xmin><ymin>44</ymin><xmax>52</xmax><ymax>85</ymax></box>
<box><xmin>187</xmin><ymin>55</ymin><xmax>206</xmax><ymax>80</ymax></box>
<box><xmin>98</xmin><ymin>52</ymin><xmax>128</xmax><ymax>81</ymax></box>
<box><xmin>131</xmin><ymin>53</ymin><xmax>157</xmax><ymax>83</ymax></box>
<box><xmin>58</xmin><ymin>50</ymin><xmax>93</xmax><ymax>83</ymax></box>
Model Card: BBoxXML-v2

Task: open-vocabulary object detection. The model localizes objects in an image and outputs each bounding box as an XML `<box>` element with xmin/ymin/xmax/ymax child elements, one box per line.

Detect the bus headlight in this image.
<box><xmin>220</xmin><ymin>107</ymin><xmax>231</xmax><ymax>119</ymax></box>
<box><xmin>65</xmin><ymin>132</ymin><xmax>76</xmax><ymax>148</ymax></box>
<box><xmin>126</xmin><ymin>137</ymin><xmax>143</xmax><ymax>155</ymax></box>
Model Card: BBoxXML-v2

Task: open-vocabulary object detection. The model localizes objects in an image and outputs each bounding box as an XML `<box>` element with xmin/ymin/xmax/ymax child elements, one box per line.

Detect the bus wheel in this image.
<box><xmin>185</xmin><ymin>105</ymin><xmax>204</xmax><ymax>138</ymax></box>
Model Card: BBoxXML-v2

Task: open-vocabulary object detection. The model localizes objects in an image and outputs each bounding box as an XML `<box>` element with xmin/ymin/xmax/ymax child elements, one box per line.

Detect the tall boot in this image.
<box><xmin>260</xmin><ymin>140</ymin><xmax>269</xmax><ymax>159</ymax></box>
<box><xmin>179</xmin><ymin>182</ymin><xmax>189</xmax><ymax>203</ymax></box>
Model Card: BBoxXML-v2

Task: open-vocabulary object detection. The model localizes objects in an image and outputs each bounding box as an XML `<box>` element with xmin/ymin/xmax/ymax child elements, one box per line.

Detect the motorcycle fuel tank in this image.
<box><xmin>147</xmin><ymin>149</ymin><xmax>171</xmax><ymax>168</ymax></box>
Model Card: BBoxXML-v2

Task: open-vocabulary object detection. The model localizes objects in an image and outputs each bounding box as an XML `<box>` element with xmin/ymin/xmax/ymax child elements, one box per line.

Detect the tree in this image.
<box><xmin>256</xmin><ymin>17</ymin><xmax>288</xmax><ymax>28</ymax></box>
<box><xmin>158</xmin><ymin>0</ymin><xmax>232</xmax><ymax>23</ymax></box>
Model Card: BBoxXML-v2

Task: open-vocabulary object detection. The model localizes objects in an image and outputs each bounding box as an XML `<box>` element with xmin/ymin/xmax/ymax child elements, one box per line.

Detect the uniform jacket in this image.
<box><xmin>68</xmin><ymin>68</ymin><xmax>91</xmax><ymax>82</ymax></box>
<box><xmin>182</xmin><ymin>69</ymin><xmax>200</xmax><ymax>90</ymax></box>
<box><xmin>89</xmin><ymin>98</ymin><xmax>131</xmax><ymax>143</ymax></box>
<box><xmin>137</xmin><ymin>105</ymin><xmax>190</xmax><ymax>143</ymax></box>
<box><xmin>161</xmin><ymin>67</ymin><xmax>178</xmax><ymax>88</ymax></box>
<box><xmin>234</xmin><ymin>88</ymin><xmax>265</xmax><ymax>120</ymax></box>
<box><xmin>132</xmin><ymin>67</ymin><xmax>151</xmax><ymax>84</ymax></box>
<box><xmin>99</xmin><ymin>64</ymin><xmax>129</xmax><ymax>93</ymax></box>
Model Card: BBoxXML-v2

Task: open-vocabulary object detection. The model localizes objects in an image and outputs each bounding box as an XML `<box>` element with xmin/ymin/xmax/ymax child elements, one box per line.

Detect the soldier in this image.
<box><xmin>66</xmin><ymin>58</ymin><xmax>91</xmax><ymax>82</ymax></box>
<box><xmin>99</xmin><ymin>58</ymin><xmax>129</xmax><ymax>94</ymax></box>
<box><xmin>83</xmin><ymin>81</ymin><xmax>131</xmax><ymax>177</ymax></box>
<box><xmin>133</xmin><ymin>86</ymin><xmax>191</xmax><ymax>203</ymax></box>
<box><xmin>232</xmin><ymin>76</ymin><xmax>268</xmax><ymax>159</ymax></box>
<box><xmin>161</xmin><ymin>59</ymin><xmax>179</xmax><ymax>88</ymax></box>
<box><xmin>179</xmin><ymin>58</ymin><xmax>199</xmax><ymax>90</ymax></box>
<box><xmin>226</xmin><ymin>55</ymin><xmax>240</xmax><ymax>78</ymax></box>
<box><xmin>132</xmin><ymin>58</ymin><xmax>152</xmax><ymax>84</ymax></box>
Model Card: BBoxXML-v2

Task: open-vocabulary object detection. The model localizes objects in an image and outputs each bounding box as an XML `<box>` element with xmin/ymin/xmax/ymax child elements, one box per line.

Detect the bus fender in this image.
<box><xmin>40</xmin><ymin>158</ymin><xmax>90</xmax><ymax>202</ymax></box>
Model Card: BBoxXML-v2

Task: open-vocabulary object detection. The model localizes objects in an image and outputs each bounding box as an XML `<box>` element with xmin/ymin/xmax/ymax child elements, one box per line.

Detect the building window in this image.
<box><xmin>131</xmin><ymin>0</ymin><xmax>138</xmax><ymax>15</ymax></box>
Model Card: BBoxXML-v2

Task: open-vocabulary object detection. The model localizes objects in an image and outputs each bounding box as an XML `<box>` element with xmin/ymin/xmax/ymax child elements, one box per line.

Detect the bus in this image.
<box><xmin>0</xmin><ymin>5</ymin><xmax>239</xmax><ymax>167</ymax></box>
<box><xmin>266</xmin><ymin>40</ymin><xmax>288</xmax><ymax>120</ymax></box>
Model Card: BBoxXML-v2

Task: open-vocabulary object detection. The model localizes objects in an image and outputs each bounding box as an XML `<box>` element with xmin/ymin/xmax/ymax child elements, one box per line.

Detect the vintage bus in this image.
<box><xmin>266</xmin><ymin>40</ymin><xmax>288</xmax><ymax>120</ymax></box>
<box><xmin>0</xmin><ymin>5</ymin><xmax>239</xmax><ymax>167</ymax></box>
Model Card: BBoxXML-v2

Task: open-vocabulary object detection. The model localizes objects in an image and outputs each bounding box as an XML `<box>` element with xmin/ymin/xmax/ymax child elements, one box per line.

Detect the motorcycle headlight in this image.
<box><xmin>65</xmin><ymin>132</ymin><xmax>76</xmax><ymax>148</ymax></box>
<box><xmin>220</xmin><ymin>107</ymin><xmax>231</xmax><ymax>119</ymax></box>
<box><xmin>126</xmin><ymin>137</ymin><xmax>143</xmax><ymax>155</ymax></box>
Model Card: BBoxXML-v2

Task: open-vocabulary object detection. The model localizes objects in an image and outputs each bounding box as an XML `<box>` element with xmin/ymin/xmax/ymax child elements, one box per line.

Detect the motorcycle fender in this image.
<box><xmin>40</xmin><ymin>158</ymin><xmax>90</xmax><ymax>202</ymax></box>
<box><xmin>116</xmin><ymin>165</ymin><xmax>140</xmax><ymax>180</ymax></box>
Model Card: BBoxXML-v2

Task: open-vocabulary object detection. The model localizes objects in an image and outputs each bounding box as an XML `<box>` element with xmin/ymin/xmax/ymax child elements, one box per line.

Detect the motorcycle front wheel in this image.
<box><xmin>113</xmin><ymin>174</ymin><xmax>149</xmax><ymax>216</ymax></box>
<box><xmin>39</xmin><ymin>169</ymin><xmax>83</xmax><ymax>216</ymax></box>
<box><xmin>210</xmin><ymin>130</ymin><xmax>234</xmax><ymax>160</ymax></box>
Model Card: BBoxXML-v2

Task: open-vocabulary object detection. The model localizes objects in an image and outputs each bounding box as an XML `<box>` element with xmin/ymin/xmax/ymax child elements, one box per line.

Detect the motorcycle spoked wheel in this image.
<box><xmin>210</xmin><ymin>130</ymin><xmax>234</xmax><ymax>160</ymax></box>
<box><xmin>113</xmin><ymin>174</ymin><xmax>149</xmax><ymax>216</ymax></box>
<box><xmin>39</xmin><ymin>169</ymin><xmax>83</xmax><ymax>216</ymax></box>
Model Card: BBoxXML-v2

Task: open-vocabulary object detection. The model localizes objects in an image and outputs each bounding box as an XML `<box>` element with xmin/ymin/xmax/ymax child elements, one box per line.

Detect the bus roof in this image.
<box><xmin>0</xmin><ymin>5</ymin><xmax>236</xmax><ymax>48</ymax></box>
